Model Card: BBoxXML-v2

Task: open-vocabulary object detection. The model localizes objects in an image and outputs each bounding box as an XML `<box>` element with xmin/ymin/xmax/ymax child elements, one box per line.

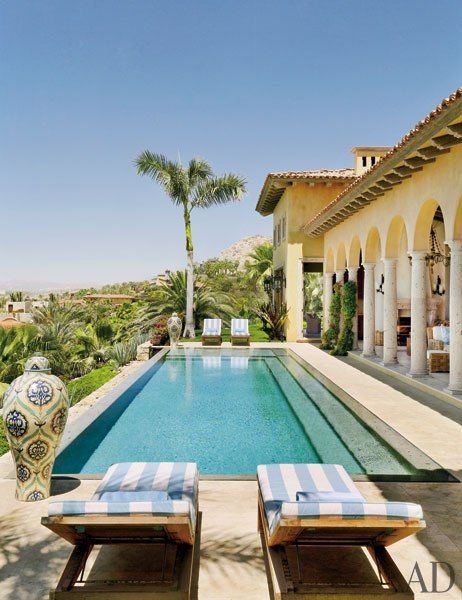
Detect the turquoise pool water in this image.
<box><xmin>54</xmin><ymin>349</ymin><xmax>446</xmax><ymax>478</ymax></box>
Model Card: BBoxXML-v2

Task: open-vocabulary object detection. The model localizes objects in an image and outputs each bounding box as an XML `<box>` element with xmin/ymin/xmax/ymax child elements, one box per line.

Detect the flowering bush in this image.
<box><xmin>150</xmin><ymin>315</ymin><xmax>169</xmax><ymax>345</ymax></box>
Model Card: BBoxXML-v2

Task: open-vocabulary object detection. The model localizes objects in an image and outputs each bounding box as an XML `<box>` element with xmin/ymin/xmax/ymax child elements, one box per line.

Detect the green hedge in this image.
<box><xmin>0</xmin><ymin>383</ymin><xmax>10</xmax><ymax>455</ymax></box>
<box><xmin>68</xmin><ymin>364</ymin><xmax>117</xmax><ymax>406</ymax></box>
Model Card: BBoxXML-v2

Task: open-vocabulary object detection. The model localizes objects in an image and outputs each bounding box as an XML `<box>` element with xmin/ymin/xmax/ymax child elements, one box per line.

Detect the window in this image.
<box><xmin>282</xmin><ymin>216</ymin><xmax>286</xmax><ymax>240</ymax></box>
<box><xmin>273</xmin><ymin>227</ymin><xmax>277</xmax><ymax>246</ymax></box>
<box><xmin>277</xmin><ymin>222</ymin><xmax>281</xmax><ymax>245</ymax></box>
<box><xmin>371</xmin><ymin>156</ymin><xmax>376</xmax><ymax>166</ymax></box>
<box><xmin>362</xmin><ymin>156</ymin><xmax>367</xmax><ymax>167</ymax></box>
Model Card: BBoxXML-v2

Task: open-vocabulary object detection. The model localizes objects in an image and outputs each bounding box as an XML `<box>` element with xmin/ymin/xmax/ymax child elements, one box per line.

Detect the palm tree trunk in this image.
<box><xmin>183</xmin><ymin>209</ymin><xmax>195</xmax><ymax>338</ymax></box>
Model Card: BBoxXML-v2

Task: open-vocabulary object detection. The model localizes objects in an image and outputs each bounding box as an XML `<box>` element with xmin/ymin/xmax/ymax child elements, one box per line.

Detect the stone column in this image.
<box><xmin>335</xmin><ymin>269</ymin><xmax>345</xmax><ymax>286</ymax></box>
<box><xmin>362</xmin><ymin>263</ymin><xmax>376</xmax><ymax>357</ymax></box>
<box><xmin>446</xmin><ymin>240</ymin><xmax>462</xmax><ymax>394</ymax></box>
<box><xmin>323</xmin><ymin>272</ymin><xmax>333</xmax><ymax>332</ymax></box>
<box><xmin>382</xmin><ymin>258</ymin><xmax>398</xmax><ymax>365</ymax></box>
<box><xmin>347</xmin><ymin>266</ymin><xmax>359</xmax><ymax>349</ymax></box>
<box><xmin>408</xmin><ymin>251</ymin><xmax>428</xmax><ymax>377</ymax></box>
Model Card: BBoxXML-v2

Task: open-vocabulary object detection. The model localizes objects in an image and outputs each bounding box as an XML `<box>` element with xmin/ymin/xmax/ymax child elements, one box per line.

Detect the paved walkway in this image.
<box><xmin>1</xmin><ymin>342</ymin><xmax>461</xmax><ymax>598</ymax></box>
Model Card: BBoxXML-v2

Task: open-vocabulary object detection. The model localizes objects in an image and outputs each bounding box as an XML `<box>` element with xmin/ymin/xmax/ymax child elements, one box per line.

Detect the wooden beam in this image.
<box><xmin>404</xmin><ymin>156</ymin><xmax>436</xmax><ymax>168</ymax></box>
<box><xmin>417</xmin><ymin>145</ymin><xmax>451</xmax><ymax>159</ymax></box>
<box><xmin>431</xmin><ymin>133</ymin><xmax>462</xmax><ymax>148</ymax></box>
<box><xmin>447</xmin><ymin>123</ymin><xmax>462</xmax><ymax>138</ymax></box>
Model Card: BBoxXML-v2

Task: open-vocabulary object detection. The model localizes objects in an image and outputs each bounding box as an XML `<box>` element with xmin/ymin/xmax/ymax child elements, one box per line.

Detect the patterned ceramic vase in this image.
<box><xmin>2</xmin><ymin>355</ymin><xmax>69</xmax><ymax>501</ymax></box>
<box><xmin>167</xmin><ymin>312</ymin><xmax>182</xmax><ymax>349</ymax></box>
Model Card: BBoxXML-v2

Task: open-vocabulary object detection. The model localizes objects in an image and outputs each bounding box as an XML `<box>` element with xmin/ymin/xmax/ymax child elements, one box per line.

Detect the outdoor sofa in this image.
<box><xmin>427</xmin><ymin>325</ymin><xmax>450</xmax><ymax>372</ymax></box>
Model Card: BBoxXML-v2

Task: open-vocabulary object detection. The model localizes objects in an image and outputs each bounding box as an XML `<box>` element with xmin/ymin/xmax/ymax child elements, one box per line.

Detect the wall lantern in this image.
<box><xmin>408</xmin><ymin>227</ymin><xmax>451</xmax><ymax>267</ymax></box>
<box><xmin>263</xmin><ymin>273</ymin><xmax>286</xmax><ymax>293</ymax></box>
<box><xmin>432</xmin><ymin>274</ymin><xmax>445</xmax><ymax>296</ymax></box>
<box><xmin>376</xmin><ymin>274</ymin><xmax>385</xmax><ymax>295</ymax></box>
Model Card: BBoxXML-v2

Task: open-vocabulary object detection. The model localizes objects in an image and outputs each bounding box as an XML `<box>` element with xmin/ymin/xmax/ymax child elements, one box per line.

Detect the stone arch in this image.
<box><xmin>348</xmin><ymin>235</ymin><xmax>362</xmax><ymax>267</ymax></box>
<box><xmin>336</xmin><ymin>242</ymin><xmax>347</xmax><ymax>271</ymax></box>
<box><xmin>413</xmin><ymin>199</ymin><xmax>447</xmax><ymax>251</ymax></box>
<box><xmin>385</xmin><ymin>215</ymin><xmax>408</xmax><ymax>258</ymax></box>
<box><xmin>364</xmin><ymin>227</ymin><xmax>381</xmax><ymax>263</ymax></box>
<box><xmin>325</xmin><ymin>247</ymin><xmax>335</xmax><ymax>272</ymax></box>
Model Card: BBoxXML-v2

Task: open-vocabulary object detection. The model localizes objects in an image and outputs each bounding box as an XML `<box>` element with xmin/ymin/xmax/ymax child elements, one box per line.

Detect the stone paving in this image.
<box><xmin>0</xmin><ymin>342</ymin><xmax>461</xmax><ymax>598</ymax></box>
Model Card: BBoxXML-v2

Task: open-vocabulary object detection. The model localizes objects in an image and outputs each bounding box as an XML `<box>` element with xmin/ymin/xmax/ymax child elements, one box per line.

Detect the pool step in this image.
<box><xmin>274</xmin><ymin>355</ymin><xmax>411</xmax><ymax>476</ymax></box>
<box><xmin>264</xmin><ymin>357</ymin><xmax>362</xmax><ymax>472</ymax></box>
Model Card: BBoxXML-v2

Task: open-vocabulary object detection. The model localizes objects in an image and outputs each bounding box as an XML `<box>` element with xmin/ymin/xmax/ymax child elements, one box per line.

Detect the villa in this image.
<box><xmin>256</xmin><ymin>87</ymin><xmax>462</xmax><ymax>395</ymax></box>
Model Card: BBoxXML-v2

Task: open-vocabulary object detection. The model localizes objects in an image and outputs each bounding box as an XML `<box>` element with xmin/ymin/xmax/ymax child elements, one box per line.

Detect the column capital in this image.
<box><xmin>445</xmin><ymin>239</ymin><xmax>462</xmax><ymax>252</ymax></box>
<box><xmin>382</xmin><ymin>257</ymin><xmax>398</xmax><ymax>266</ymax></box>
<box><xmin>362</xmin><ymin>262</ymin><xmax>376</xmax><ymax>270</ymax></box>
<box><xmin>408</xmin><ymin>250</ymin><xmax>428</xmax><ymax>260</ymax></box>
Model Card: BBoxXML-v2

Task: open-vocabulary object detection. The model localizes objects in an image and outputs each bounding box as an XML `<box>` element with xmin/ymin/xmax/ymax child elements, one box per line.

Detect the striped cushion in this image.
<box><xmin>281</xmin><ymin>501</ymin><xmax>423</xmax><ymax>520</ymax></box>
<box><xmin>203</xmin><ymin>319</ymin><xmax>222</xmax><ymax>335</ymax></box>
<box><xmin>257</xmin><ymin>464</ymin><xmax>422</xmax><ymax>534</ymax></box>
<box><xmin>48</xmin><ymin>462</ymin><xmax>198</xmax><ymax>526</ymax></box>
<box><xmin>231</xmin><ymin>318</ymin><xmax>249</xmax><ymax>336</ymax></box>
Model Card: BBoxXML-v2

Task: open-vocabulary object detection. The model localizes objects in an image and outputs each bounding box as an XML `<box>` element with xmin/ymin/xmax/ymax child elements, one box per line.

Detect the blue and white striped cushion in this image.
<box><xmin>257</xmin><ymin>464</ymin><xmax>422</xmax><ymax>533</ymax></box>
<box><xmin>203</xmin><ymin>319</ymin><xmax>222</xmax><ymax>336</ymax></box>
<box><xmin>48</xmin><ymin>462</ymin><xmax>198</xmax><ymax>527</ymax></box>
<box><xmin>231</xmin><ymin>318</ymin><xmax>249</xmax><ymax>336</ymax></box>
<box><xmin>280</xmin><ymin>501</ymin><xmax>423</xmax><ymax>520</ymax></box>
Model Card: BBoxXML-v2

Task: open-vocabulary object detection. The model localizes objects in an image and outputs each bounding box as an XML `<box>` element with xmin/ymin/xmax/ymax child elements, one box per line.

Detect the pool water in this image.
<box><xmin>54</xmin><ymin>349</ymin><xmax>445</xmax><ymax>478</ymax></box>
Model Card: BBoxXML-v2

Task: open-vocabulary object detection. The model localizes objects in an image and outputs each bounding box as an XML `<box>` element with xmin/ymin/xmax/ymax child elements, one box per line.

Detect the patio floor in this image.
<box><xmin>0</xmin><ymin>342</ymin><xmax>461</xmax><ymax>598</ymax></box>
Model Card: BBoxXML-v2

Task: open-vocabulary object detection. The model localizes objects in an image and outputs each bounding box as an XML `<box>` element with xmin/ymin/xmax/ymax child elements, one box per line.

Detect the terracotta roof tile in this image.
<box><xmin>304</xmin><ymin>86</ymin><xmax>462</xmax><ymax>234</ymax></box>
<box><xmin>269</xmin><ymin>168</ymin><xmax>357</xmax><ymax>180</ymax></box>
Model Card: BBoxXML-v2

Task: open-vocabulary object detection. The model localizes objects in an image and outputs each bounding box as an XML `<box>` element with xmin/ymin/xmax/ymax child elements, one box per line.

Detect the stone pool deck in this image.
<box><xmin>0</xmin><ymin>342</ymin><xmax>461</xmax><ymax>598</ymax></box>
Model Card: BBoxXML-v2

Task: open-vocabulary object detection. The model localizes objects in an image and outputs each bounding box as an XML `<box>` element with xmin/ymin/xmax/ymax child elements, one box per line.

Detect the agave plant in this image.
<box><xmin>110</xmin><ymin>334</ymin><xmax>148</xmax><ymax>368</ymax></box>
<box><xmin>255</xmin><ymin>302</ymin><xmax>289</xmax><ymax>341</ymax></box>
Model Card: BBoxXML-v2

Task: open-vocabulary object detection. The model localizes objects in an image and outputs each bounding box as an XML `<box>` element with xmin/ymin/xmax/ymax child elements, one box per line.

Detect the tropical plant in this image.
<box><xmin>255</xmin><ymin>302</ymin><xmax>289</xmax><ymax>341</ymax></box>
<box><xmin>304</xmin><ymin>273</ymin><xmax>323</xmax><ymax>319</ymax></box>
<box><xmin>110</xmin><ymin>334</ymin><xmax>148</xmax><ymax>368</ymax></box>
<box><xmin>320</xmin><ymin>283</ymin><xmax>342</xmax><ymax>350</ymax></box>
<box><xmin>246</xmin><ymin>243</ymin><xmax>273</xmax><ymax>282</ymax></box>
<box><xmin>332</xmin><ymin>280</ymin><xmax>357</xmax><ymax>356</ymax></box>
<box><xmin>0</xmin><ymin>325</ymin><xmax>39</xmax><ymax>382</ymax></box>
<box><xmin>152</xmin><ymin>271</ymin><xmax>233</xmax><ymax>328</ymax></box>
<box><xmin>8</xmin><ymin>291</ymin><xmax>25</xmax><ymax>302</ymax></box>
<box><xmin>135</xmin><ymin>152</ymin><xmax>246</xmax><ymax>337</ymax></box>
<box><xmin>74</xmin><ymin>321</ymin><xmax>114</xmax><ymax>369</ymax></box>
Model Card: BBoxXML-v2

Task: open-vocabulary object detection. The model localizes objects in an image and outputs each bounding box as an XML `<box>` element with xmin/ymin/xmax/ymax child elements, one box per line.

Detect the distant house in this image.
<box><xmin>83</xmin><ymin>294</ymin><xmax>136</xmax><ymax>305</ymax></box>
<box><xmin>0</xmin><ymin>315</ymin><xmax>24</xmax><ymax>329</ymax></box>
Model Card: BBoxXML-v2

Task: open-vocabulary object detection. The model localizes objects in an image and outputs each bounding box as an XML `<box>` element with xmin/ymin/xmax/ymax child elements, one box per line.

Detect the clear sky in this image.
<box><xmin>1</xmin><ymin>1</ymin><xmax>461</xmax><ymax>287</ymax></box>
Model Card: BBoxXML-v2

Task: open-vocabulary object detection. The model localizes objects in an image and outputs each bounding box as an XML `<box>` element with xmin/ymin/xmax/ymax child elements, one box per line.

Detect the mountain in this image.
<box><xmin>218</xmin><ymin>235</ymin><xmax>271</xmax><ymax>269</ymax></box>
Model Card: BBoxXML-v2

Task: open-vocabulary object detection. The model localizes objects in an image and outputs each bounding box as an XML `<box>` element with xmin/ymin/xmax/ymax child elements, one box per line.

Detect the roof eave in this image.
<box><xmin>304</xmin><ymin>93</ymin><xmax>462</xmax><ymax>236</ymax></box>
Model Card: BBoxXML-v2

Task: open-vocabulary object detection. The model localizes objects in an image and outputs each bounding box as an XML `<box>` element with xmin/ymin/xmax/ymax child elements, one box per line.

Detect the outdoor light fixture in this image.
<box><xmin>432</xmin><ymin>274</ymin><xmax>445</xmax><ymax>296</ymax></box>
<box><xmin>376</xmin><ymin>274</ymin><xmax>384</xmax><ymax>294</ymax></box>
<box><xmin>408</xmin><ymin>227</ymin><xmax>450</xmax><ymax>267</ymax></box>
<box><xmin>263</xmin><ymin>273</ymin><xmax>286</xmax><ymax>293</ymax></box>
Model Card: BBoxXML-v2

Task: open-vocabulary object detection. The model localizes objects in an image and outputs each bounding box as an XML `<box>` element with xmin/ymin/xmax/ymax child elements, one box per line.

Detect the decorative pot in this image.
<box><xmin>2</xmin><ymin>355</ymin><xmax>69</xmax><ymax>501</ymax></box>
<box><xmin>167</xmin><ymin>312</ymin><xmax>182</xmax><ymax>349</ymax></box>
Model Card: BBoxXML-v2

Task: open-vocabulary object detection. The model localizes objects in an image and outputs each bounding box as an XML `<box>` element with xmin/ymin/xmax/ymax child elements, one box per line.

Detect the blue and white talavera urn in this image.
<box><xmin>167</xmin><ymin>312</ymin><xmax>182</xmax><ymax>349</ymax></box>
<box><xmin>2</xmin><ymin>355</ymin><xmax>69</xmax><ymax>501</ymax></box>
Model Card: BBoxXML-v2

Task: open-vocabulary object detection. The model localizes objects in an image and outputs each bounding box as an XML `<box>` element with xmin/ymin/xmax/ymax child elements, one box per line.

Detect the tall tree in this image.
<box><xmin>246</xmin><ymin>243</ymin><xmax>273</xmax><ymax>282</ymax></box>
<box><xmin>135</xmin><ymin>153</ymin><xmax>246</xmax><ymax>337</ymax></box>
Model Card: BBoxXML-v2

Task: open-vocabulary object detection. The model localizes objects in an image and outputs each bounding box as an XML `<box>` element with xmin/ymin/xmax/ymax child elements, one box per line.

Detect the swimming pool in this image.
<box><xmin>55</xmin><ymin>348</ymin><xmax>450</xmax><ymax>480</ymax></box>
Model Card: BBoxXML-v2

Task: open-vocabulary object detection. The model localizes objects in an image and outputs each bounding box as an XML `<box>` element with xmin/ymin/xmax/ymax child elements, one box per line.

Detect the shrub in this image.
<box><xmin>256</xmin><ymin>302</ymin><xmax>288</xmax><ymax>341</ymax></box>
<box><xmin>320</xmin><ymin>283</ymin><xmax>342</xmax><ymax>350</ymax></box>
<box><xmin>110</xmin><ymin>334</ymin><xmax>148</xmax><ymax>367</ymax></box>
<box><xmin>151</xmin><ymin>315</ymin><xmax>169</xmax><ymax>344</ymax></box>
<box><xmin>332</xmin><ymin>280</ymin><xmax>357</xmax><ymax>356</ymax></box>
<box><xmin>67</xmin><ymin>364</ymin><xmax>117</xmax><ymax>406</ymax></box>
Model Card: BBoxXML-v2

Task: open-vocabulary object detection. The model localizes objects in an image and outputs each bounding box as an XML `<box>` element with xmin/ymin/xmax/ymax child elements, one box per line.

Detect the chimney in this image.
<box><xmin>352</xmin><ymin>147</ymin><xmax>392</xmax><ymax>176</ymax></box>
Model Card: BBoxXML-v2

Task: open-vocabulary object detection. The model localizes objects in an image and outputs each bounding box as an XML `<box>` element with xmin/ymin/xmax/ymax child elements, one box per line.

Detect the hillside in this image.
<box><xmin>218</xmin><ymin>235</ymin><xmax>271</xmax><ymax>269</ymax></box>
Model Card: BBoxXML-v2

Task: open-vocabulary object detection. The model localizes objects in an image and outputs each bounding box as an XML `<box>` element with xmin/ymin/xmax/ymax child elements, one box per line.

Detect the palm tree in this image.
<box><xmin>135</xmin><ymin>153</ymin><xmax>246</xmax><ymax>337</ymax></box>
<box><xmin>246</xmin><ymin>243</ymin><xmax>273</xmax><ymax>282</ymax></box>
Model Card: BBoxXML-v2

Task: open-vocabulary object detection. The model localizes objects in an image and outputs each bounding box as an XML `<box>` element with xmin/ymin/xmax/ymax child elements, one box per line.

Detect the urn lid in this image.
<box><xmin>24</xmin><ymin>354</ymin><xmax>51</xmax><ymax>373</ymax></box>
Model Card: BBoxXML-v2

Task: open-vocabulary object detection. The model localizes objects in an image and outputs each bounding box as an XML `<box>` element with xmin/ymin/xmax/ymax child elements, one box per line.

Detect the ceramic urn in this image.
<box><xmin>167</xmin><ymin>312</ymin><xmax>182</xmax><ymax>349</ymax></box>
<box><xmin>2</xmin><ymin>355</ymin><xmax>69</xmax><ymax>501</ymax></box>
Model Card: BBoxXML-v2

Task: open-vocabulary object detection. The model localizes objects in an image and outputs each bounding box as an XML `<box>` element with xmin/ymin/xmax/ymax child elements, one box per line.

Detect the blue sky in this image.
<box><xmin>1</xmin><ymin>1</ymin><xmax>461</xmax><ymax>287</ymax></box>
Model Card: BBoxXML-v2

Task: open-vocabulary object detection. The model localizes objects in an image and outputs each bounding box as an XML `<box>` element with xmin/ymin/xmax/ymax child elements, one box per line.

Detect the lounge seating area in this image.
<box><xmin>257</xmin><ymin>463</ymin><xmax>425</xmax><ymax>598</ymax></box>
<box><xmin>42</xmin><ymin>462</ymin><xmax>199</xmax><ymax>598</ymax></box>
<box><xmin>230</xmin><ymin>318</ymin><xmax>250</xmax><ymax>346</ymax></box>
<box><xmin>201</xmin><ymin>318</ymin><xmax>222</xmax><ymax>346</ymax></box>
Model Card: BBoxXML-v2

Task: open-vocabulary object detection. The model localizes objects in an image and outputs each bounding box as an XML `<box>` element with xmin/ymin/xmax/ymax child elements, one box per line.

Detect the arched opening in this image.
<box><xmin>348</xmin><ymin>236</ymin><xmax>361</xmax><ymax>268</ymax></box>
<box><xmin>413</xmin><ymin>201</ymin><xmax>448</xmax><ymax>323</ymax></box>
<box><xmin>453</xmin><ymin>196</ymin><xmax>462</xmax><ymax>241</ymax></box>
